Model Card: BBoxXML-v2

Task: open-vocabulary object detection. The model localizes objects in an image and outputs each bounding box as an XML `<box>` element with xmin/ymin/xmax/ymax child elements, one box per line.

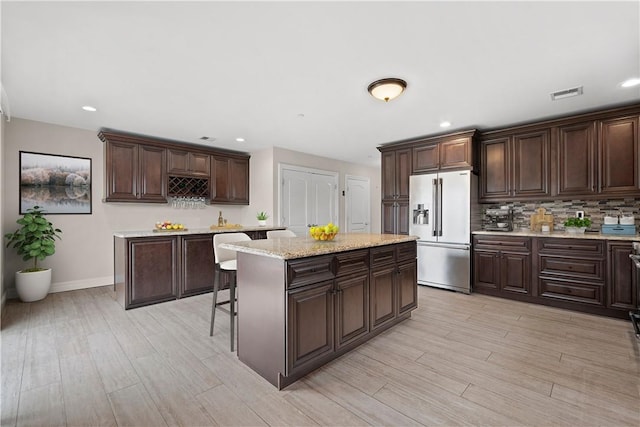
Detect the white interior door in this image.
<box><xmin>280</xmin><ymin>166</ymin><xmax>338</xmax><ymax>236</ymax></box>
<box><xmin>345</xmin><ymin>175</ymin><xmax>370</xmax><ymax>233</ymax></box>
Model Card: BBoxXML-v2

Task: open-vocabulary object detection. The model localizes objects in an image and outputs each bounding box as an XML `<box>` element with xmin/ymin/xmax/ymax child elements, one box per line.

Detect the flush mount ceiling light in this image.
<box><xmin>440</xmin><ymin>121</ymin><xmax>451</xmax><ymax>128</ymax></box>
<box><xmin>621</xmin><ymin>78</ymin><xmax>640</xmax><ymax>88</ymax></box>
<box><xmin>235</xmin><ymin>137</ymin><xmax>245</xmax><ymax>142</ymax></box>
<box><xmin>81</xmin><ymin>105</ymin><xmax>97</xmax><ymax>112</ymax></box>
<box><xmin>367</xmin><ymin>78</ymin><xmax>407</xmax><ymax>102</ymax></box>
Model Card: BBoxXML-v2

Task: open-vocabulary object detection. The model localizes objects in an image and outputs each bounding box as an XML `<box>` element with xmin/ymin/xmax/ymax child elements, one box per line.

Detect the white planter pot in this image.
<box><xmin>258</xmin><ymin>220</ymin><xmax>267</xmax><ymax>226</ymax></box>
<box><xmin>15</xmin><ymin>269</ymin><xmax>52</xmax><ymax>302</ymax></box>
<box><xmin>564</xmin><ymin>226</ymin><xmax>586</xmax><ymax>234</ymax></box>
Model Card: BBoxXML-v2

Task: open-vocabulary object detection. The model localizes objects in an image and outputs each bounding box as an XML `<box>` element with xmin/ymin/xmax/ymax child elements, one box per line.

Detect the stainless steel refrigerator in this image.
<box><xmin>409</xmin><ymin>171</ymin><xmax>472</xmax><ymax>294</ymax></box>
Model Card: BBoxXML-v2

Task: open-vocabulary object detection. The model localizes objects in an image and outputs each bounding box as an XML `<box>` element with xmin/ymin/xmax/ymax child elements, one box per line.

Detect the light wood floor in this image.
<box><xmin>1</xmin><ymin>285</ymin><xmax>639</xmax><ymax>427</ymax></box>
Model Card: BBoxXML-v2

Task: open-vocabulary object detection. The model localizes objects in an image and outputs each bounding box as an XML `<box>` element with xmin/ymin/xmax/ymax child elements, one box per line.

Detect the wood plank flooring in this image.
<box><xmin>1</xmin><ymin>285</ymin><xmax>639</xmax><ymax>426</ymax></box>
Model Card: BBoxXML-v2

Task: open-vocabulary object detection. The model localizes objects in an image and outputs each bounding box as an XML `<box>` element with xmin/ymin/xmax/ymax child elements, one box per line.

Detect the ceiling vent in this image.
<box><xmin>199</xmin><ymin>136</ymin><xmax>215</xmax><ymax>141</ymax></box>
<box><xmin>550</xmin><ymin>86</ymin><xmax>583</xmax><ymax>101</ymax></box>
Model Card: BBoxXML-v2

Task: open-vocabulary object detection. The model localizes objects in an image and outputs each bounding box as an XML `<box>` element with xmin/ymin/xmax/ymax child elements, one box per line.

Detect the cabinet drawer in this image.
<box><xmin>370</xmin><ymin>246</ymin><xmax>396</xmax><ymax>267</ymax></box>
<box><xmin>396</xmin><ymin>241</ymin><xmax>417</xmax><ymax>262</ymax></box>
<box><xmin>538</xmin><ymin>277</ymin><xmax>604</xmax><ymax>306</ymax></box>
<box><xmin>287</xmin><ymin>256</ymin><xmax>335</xmax><ymax>289</ymax></box>
<box><xmin>537</xmin><ymin>238</ymin><xmax>604</xmax><ymax>256</ymax></box>
<box><xmin>473</xmin><ymin>236</ymin><xmax>530</xmax><ymax>252</ymax></box>
<box><xmin>538</xmin><ymin>255</ymin><xmax>605</xmax><ymax>281</ymax></box>
<box><xmin>335</xmin><ymin>250</ymin><xmax>369</xmax><ymax>277</ymax></box>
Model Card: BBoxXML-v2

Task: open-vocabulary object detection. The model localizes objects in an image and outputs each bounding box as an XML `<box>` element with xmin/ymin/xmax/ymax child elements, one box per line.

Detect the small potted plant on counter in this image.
<box><xmin>257</xmin><ymin>211</ymin><xmax>269</xmax><ymax>226</ymax></box>
<box><xmin>4</xmin><ymin>206</ymin><xmax>62</xmax><ymax>302</ymax></box>
<box><xmin>563</xmin><ymin>217</ymin><xmax>592</xmax><ymax>234</ymax></box>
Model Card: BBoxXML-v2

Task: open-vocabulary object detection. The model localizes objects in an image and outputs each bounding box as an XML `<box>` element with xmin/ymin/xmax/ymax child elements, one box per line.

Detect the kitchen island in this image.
<box><xmin>220</xmin><ymin>233</ymin><xmax>418</xmax><ymax>389</ymax></box>
<box><xmin>113</xmin><ymin>225</ymin><xmax>286</xmax><ymax>309</ymax></box>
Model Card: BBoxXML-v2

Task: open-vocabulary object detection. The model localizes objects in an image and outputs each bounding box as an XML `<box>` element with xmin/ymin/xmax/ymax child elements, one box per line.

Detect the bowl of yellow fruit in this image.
<box><xmin>154</xmin><ymin>221</ymin><xmax>186</xmax><ymax>231</ymax></box>
<box><xmin>309</xmin><ymin>223</ymin><xmax>339</xmax><ymax>241</ymax></box>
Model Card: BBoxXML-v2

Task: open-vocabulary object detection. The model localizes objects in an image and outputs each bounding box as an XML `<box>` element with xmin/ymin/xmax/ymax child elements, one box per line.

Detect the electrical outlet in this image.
<box><xmin>576</xmin><ymin>211</ymin><xmax>584</xmax><ymax>218</ymax></box>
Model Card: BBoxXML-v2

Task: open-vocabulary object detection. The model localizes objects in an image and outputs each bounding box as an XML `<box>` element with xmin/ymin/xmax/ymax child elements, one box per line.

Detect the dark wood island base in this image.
<box><xmin>225</xmin><ymin>235</ymin><xmax>418</xmax><ymax>389</ymax></box>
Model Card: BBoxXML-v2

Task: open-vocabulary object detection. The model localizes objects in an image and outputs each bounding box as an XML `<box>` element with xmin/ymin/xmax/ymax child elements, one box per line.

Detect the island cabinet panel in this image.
<box><xmin>607</xmin><ymin>241</ymin><xmax>637</xmax><ymax>310</ymax></box>
<box><xmin>128</xmin><ymin>237</ymin><xmax>178</xmax><ymax>308</ymax></box>
<box><xmin>599</xmin><ymin>116</ymin><xmax>640</xmax><ymax>195</ymax></box>
<box><xmin>335</xmin><ymin>272</ymin><xmax>370</xmax><ymax>349</ymax></box>
<box><xmin>179</xmin><ymin>234</ymin><xmax>215</xmax><ymax>297</ymax></box>
<box><xmin>370</xmin><ymin>264</ymin><xmax>397</xmax><ymax>330</ymax></box>
<box><xmin>287</xmin><ymin>280</ymin><xmax>335</xmax><ymax>375</ymax></box>
<box><xmin>397</xmin><ymin>260</ymin><xmax>418</xmax><ymax>315</ymax></box>
<box><xmin>555</xmin><ymin>121</ymin><xmax>598</xmax><ymax>197</ymax></box>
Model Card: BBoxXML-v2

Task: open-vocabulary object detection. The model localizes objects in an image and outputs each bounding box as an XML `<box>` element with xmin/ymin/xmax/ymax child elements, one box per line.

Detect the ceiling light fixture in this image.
<box><xmin>82</xmin><ymin>105</ymin><xmax>97</xmax><ymax>112</ymax></box>
<box><xmin>367</xmin><ymin>78</ymin><xmax>407</xmax><ymax>102</ymax></box>
<box><xmin>621</xmin><ymin>78</ymin><xmax>640</xmax><ymax>88</ymax></box>
<box><xmin>440</xmin><ymin>121</ymin><xmax>451</xmax><ymax>128</ymax></box>
<box><xmin>235</xmin><ymin>137</ymin><xmax>245</xmax><ymax>142</ymax></box>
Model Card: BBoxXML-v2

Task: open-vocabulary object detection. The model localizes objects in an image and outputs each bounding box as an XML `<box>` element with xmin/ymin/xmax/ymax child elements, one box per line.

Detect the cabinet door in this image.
<box><xmin>335</xmin><ymin>272</ymin><xmax>369</xmax><ymax>349</ymax></box>
<box><xmin>138</xmin><ymin>145</ymin><xmax>167</xmax><ymax>202</ymax></box>
<box><xmin>412</xmin><ymin>143</ymin><xmax>439</xmax><ymax>173</ymax></box>
<box><xmin>479</xmin><ymin>137</ymin><xmax>511</xmax><ymax>200</ymax></box>
<box><xmin>211</xmin><ymin>156</ymin><xmax>230</xmax><ymax>202</ymax></box>
<box><xmin>395</xmin><ymin>149</ymin><xmax>412</xmax><ymax>199</ymax></box>
<box><xmin>397</xmin><ymin>260</ymin><xmax>417</xmax><ymax>316</ymax></box>
<box><xmin>512</xmin><ymin>129</ymin><xmax>550</xmax><ymax>199</ymax></box>
<box><xmin>167</xmin><ymin>149</ymin><xmax>189</xmax><ymax>174</ymax></box>
<box><xmin>381</xmin><ymin>201</ymin><xmax>396</xmax><ymax>234</ymax></box>
<box><xmin>440</xmin><ymin>137</ymin><xmax>472</xmax><ymax>170</ymax></box>
<box><xmin>500</xmin><ymin>251</ymin><xmax>530</xmax><ymax>295</ymax></box>
<box><xmin>180</xmin><ymin>235</ymin><xmax>215</xmax><ymax>297</ymax></box>
<box><xmin>229</xmin><ymin>158</ymin><xmax>249</xmax><ymax>204</ymax></box>
<box><xmin>607</xmin><ymin>242</ymin><xmax>637</xmax><ymax>310</ymax></box>
<box><xmin>128</xmin><ymin>237</ymin><xmax>177</xmax><ymax>308</ymax></box>
<box><xmin>190</xmin><ymin>153</ymin><xmax>210</xmax><ymax>176</ymax></box>
<box><xmin>105</xmin><ymin>141</ymin><xmax>138</xmax><ymax>201</ymax></box>
<box><xmin>370</xmin><ymin>264</ymin><xmax>397</xmax><ymax>330</ymax></box>
<box><xmin>599</xmin><ymin>116</ymin><xmax>640</xmax><ymax>195</ymax></box>
<box><xmin>287</xmin><ymin>281</ymin><xmax>335</xmax><ymax>374</ymax></box>
<box><xmin>381</xmin><ymin>151</ymin><xmax>397</xmax><ymax>200</ymax></box>
<box><xmin>396</xmin><ymin>200</ymin><xmax>410</xmax><ymax>235</ymax></box>
<box><xmin>556</xmin><ymin>121</ymin><xmax>597</xmax><ymax>196</ymax></box>
<box><xmin>473</xmin><ymin>249</ymin><xmax>500</xmax><ymax>291</ymax></box>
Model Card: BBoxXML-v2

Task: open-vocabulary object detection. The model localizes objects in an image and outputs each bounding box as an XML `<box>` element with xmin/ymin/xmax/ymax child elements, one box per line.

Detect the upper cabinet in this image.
<box><xmin>381</xmin><ymin>148</ymin><xmax>411</xmax><ymax>200</ymax></box>
<box><xmin>412</xmin><ymin>131</ymin><xmax>476</xmax><ymax>173</ymax></box>
<box><xmin>103</xmin><ymin>138</ymin><xmax>167</xmax><ymax>203</ymax></box>
<box><xmin>478</xmin><ymin>105</ymin><xmax>640</xmax><ymax>202</ymax></box>
<box><xmin>211</xmin><ymin>156</ymin><xmax>250</xmax><ymax>205</ymax></box>
<box><xmin>99</xmin><ymin>130</ymin><xmax>250</xmax><ymax>205</ymax></box>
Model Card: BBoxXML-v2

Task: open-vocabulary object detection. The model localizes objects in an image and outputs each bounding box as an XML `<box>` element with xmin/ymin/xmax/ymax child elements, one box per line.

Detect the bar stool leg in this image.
<box><xmin>229</xmin><ymin>272</ymin><xmax>236</xmax><ymax>351</ymax></box>
<box><xmin>210</xmin><ymin>265</ymin><xmax>220</xmax><ymax>336</ymax></box>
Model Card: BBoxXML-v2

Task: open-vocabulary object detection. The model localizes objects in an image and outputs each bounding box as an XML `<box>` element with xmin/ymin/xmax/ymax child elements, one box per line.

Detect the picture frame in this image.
<box><xmin>19</xmin><ymin>151</ymin><xmax>92</xmax><ymax>214</ymax></box>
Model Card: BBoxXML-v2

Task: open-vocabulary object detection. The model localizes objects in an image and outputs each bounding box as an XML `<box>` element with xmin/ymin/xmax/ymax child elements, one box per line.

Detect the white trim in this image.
<box><xmin>277</xmin><ymin>163</ymin><xmax>339</xmax><ymax>227</ymax></box>
<box><xmin>5</xmin><ymin>275</ymin><xmax>113</xmax><ymax>300</ymax></box>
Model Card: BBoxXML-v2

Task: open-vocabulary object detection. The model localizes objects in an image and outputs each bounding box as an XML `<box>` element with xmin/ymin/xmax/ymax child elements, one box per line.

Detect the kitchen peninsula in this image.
<box><xmin>220</xmin><ymin>233</ymin><xmax>418</xmax><ymax>389</ymax></box>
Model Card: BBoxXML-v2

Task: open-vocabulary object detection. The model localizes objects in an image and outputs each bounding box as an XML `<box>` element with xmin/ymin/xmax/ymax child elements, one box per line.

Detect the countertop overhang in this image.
<box><xmin>114</xmin><ymin>225</ymin><xmax>286</xmax><ymax>238</ymax></box>
<box><xmin>220</xmin><ymin>233</ymin><xmax>418</xmax><ymax>260</ymax></box>
<box><xmin>473</xmin><ymin>230</ymin><xmax>639</xmax><ymax>241</ymax></box>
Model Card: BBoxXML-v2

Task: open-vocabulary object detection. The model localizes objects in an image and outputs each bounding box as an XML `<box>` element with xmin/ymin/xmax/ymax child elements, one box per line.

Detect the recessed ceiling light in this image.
<box><xmin>235</xmin><ymin>137</ymin><xmax>245</xmax><ymax>142</ymax></box>
<box><xmin>440</xmin><ymin>121</ymin><xmax>451</xmax><ymax>128</ymax></box>
<box><xmin>82</xmin><ymin>105</ymin><xmax>97</xmax><ymax>112</ymax></box>
<box><xmin>621</xmin><ymin>78</ymin><xmax>640</xmax><ymax>88</ymax></box>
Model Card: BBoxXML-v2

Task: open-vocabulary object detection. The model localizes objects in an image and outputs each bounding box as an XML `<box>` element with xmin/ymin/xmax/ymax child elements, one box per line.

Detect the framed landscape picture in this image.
<box><xmin>19</xmin><ymin>151</ymin><xmax>92</xmax><ymax>214</ymax></box>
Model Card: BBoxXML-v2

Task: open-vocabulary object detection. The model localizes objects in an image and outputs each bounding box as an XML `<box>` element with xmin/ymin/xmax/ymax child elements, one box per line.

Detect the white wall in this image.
<box><xmin>2</xmin><ymin>119</ymin><xmax>381</xmax><ymax>297</ymax></box>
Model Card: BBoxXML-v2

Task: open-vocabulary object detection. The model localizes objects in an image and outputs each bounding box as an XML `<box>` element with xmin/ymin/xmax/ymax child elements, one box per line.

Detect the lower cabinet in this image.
<box><xmin>472</xmin><ymin>234</ymin><xmax>635</xmax><ymax>318</ymax></box>
<box><xmin>180</xmin><ymin>234</ymin><xmax>216</xmax><ymax>297</ymax></box>
<box><xmin>125</xmin><ymin>237</ymin><xmax>178</xmax><ymax>308</ymax></box>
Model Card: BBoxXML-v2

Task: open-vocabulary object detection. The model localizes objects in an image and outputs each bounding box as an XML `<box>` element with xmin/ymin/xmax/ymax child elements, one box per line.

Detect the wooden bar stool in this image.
<box><xmin>210</xmin><ymin>232</ymin><xmax>251</xmax><ymax>351</ymax></box>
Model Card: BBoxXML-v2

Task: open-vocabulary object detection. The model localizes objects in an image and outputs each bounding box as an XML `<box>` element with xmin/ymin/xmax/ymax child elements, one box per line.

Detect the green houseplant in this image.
<box><xmin>4</xmin><ymin>206</ymin><xmax>62</xmax><ymax>302</ymax></box>
<box><xmin>563</xmin><ymin>217</ymin><xmax>592</xmax><ymax>233</ymax></box>
<box><xmin>257</xmin><ymin>211</ymin><xmax>269</xmax><ymax>226</ymax></box>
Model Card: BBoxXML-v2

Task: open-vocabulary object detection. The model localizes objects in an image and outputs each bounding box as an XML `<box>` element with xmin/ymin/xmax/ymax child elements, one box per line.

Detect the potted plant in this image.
<box><xmin>257</xmin><ymin>211</ymin><xmax>269</xmax><ymax>226</ymax></box>
<box><xmin>4</xmin><ymin>206</ymin><xmax>62</xmax><ymax>302</ymax></box>
<box><xmin>563</xmin><ymin>217</ymin><xmax>592</xmax><ymax>234</ymax></box>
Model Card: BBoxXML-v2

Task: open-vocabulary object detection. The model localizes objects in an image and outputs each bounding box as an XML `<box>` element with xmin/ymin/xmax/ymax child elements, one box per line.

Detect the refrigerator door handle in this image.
<box><xmin>432</xmin><ymin>178</ymin><xmax>438</xmax><ymax>237</ymax></box>
<box><xmin>418</xmin><ymin>242</ymin><xmax>470</xmax><ymax>250</ymax></box>
<box><xmin>438</xmin><ymin>178</ymin><xmax>443</xmax><ymax>237</ymax></box>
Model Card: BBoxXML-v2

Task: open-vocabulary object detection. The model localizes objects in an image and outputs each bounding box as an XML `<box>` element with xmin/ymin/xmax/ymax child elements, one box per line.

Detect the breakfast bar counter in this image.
<box><xmin>220</xmin><ymin>233</ymin><xmax>418</xmax><ymax>389</ymax></box>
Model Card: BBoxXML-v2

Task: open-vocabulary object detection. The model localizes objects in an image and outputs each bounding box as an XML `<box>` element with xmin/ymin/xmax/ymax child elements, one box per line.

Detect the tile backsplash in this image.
<box><xmin>481</xmin><ymin>198</ymin><xmax>640</xmax><ymax>230</ymax></box>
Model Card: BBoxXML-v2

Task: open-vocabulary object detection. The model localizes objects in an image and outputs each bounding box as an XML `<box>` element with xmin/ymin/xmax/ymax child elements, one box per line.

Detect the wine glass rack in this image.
<box><xmin>168</xmin><ymin>175</ymin><xmax>209</xmax><ymax>197</ymax></box>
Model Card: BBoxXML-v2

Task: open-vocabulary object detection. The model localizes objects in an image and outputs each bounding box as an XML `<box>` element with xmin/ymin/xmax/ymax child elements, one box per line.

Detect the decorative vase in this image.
<box><xmin>258</xmin><ymin>220</ymin><xmax>266</xmax><ymax>226</ymax></box>
<box><xmin>15</xmin><ymin>268</ymin><xmax>52</xmax><ymax>302</ymax></box>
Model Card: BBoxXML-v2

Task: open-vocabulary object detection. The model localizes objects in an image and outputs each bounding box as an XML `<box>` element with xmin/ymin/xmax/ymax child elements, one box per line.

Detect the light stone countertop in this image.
<box><xmin>114</xmin><ymin>225</ymin><xmax>286</xmax><ymax>238</ymax></box>
<box><xmin>472</xmin><ymin>229</ymin><xmax>640</xmax><ymax>242</ymax></box>
<box><xmin>220</xmin><ymin>233</ymin><xmax>419</xmax><ymax>260</ymax></box>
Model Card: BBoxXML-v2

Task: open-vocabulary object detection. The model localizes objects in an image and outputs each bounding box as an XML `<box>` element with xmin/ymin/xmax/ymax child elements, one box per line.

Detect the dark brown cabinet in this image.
<box><xmin>381</xmin><ymin>200</ymin><xmax>409</xmax><ymax>235</ymax></box>
<box><xmin>122</xmin><ymin>237</ymin><xmax>178</xmax><ymax>308</ymax></box>
<box><xmin>607</xmin><ymin>241</ymin><xmax>637</xmax><ymax>310</ymax></box>
<box><xmin>381</xmin><ymin>148</ymin><xmax>411</xmax><ymax>200</ymax></box>
<box><xmin>211</xmin><ymin>156</ymin><xmax>250</xmax><ymax>205</ymax></box>
<box><xmin>179</xmin><ymin>234</ymin><xmax>215</xmax><ymax>297</ymax></box>
<box><xmin>555</xmin><ymin>121</ymin><xmax>598</xmax><ymax>197</ymax></box>
<box><xmin>335</xmin><ymin>272</ymin><xmax>370</xmax><ymax>349</ymax></box>
<box><xmin>473</xmin><ymin>235</ymin><xmax>531</xmax><ymax>296</ymax></box>
<box><xmin>168</xmin><ymin>149</ymin><xmax>210</xmax><ymax>176</ymax></box>
<box><xmin>104</xmin><ymin>140</ymin><xmax>167</xmax><ymax>203</ymax></box>
<box><xmin>599</xmin><ymin>116</ymin><xmax>640</xmax><ymax>195</ymax></box>
<box><xmin>479</xmin><ymin>129</ymin><xmax>550</xmax><ymax>201</ymax></box>
<box><xmin>412</xmin><ymin>131</ymin><xmax>476</xmax><ymax>173</ymax></box>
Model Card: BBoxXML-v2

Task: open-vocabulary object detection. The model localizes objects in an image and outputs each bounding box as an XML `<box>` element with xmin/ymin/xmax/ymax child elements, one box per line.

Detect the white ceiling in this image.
<box><xmin>2</xmin><ymin>1</ymin><xmax>639</xmax><ymax>166</ymax></box>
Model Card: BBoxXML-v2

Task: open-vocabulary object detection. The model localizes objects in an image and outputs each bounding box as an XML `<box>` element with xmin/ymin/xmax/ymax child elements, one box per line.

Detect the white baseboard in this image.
<box><xmin>5</xmin><ymin>275</ymin><xmax>113</xmax><ymax>300</ymax></box>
